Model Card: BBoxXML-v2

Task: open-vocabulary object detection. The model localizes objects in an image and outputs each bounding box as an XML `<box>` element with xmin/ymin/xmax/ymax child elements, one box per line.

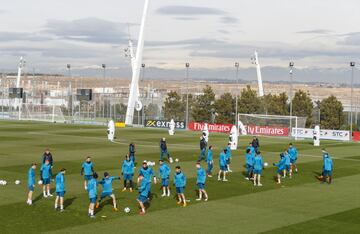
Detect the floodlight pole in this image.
<box><xmin>141</xmin><ymin>63</ymin><xmax>145</xmax><ymax>125</ymax></box>
<box><xmin>235</xmin><ymin>62</ymin><xmax>239</xmax><ymax>125</ymax></box>
<box><xmin>350</xmin><ymin>62</ymin><xmax>355</xmax><ymax>141</ymax></box>
<box><xmin>185</xmin><ymin>63</ymin><xmax>190</xmax><ymax>129</ymax></box>
<box><xmin>67</xmin><ymin>64</ymin><xmax>73</xmax><ymax>118</ymax></box>
<box><xmin>289</xmin><ymin>61</ymin><xmax>294</xmax><ymax>137</ymax></box>
<box><xmin>102</xmin><ymin>64</ymin><xmax>106</xmax><ymax>119</ymax></box>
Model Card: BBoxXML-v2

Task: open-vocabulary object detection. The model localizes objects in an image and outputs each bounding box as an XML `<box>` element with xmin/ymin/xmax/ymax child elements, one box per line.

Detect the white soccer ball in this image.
<box><xmin>175</xmin><ymin>158</ymin><xmax>179</xmax><ymax>162</ymax></box>
<box><xmin>3</xmin><ymin>180</ymin><xmax>7</xmax><ymax>185</ymax></box>
<box><xmin>264</xmin><ymin>162</ymin><xmax>269</xmax><ymax>167</ymax></box>
<box><xmin>38</xmin><ymin>180</ymin><xmax>43</xmax><ymax>185</ymax></box>
<box><xmin>169</xmin><ymin>157</ymin><xmax>174</xmax><ymax>164</ymax></box>
<box><xmin>0</xmin><ymin>180</ymin><xmax>4</xmax><ymax>185</ymax></box>
<box><xmin>15</xmin><ymin>180</ymin><xmax>21</xmax><ymax>185</ymax></box>
<box><xmin>124</xmin><ymin>207</ymin><xmax>130</xmax><ymax>213</ymax></box>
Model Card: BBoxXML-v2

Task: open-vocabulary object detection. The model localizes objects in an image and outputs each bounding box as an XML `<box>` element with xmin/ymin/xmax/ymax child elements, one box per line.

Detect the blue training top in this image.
<box><xmin>41</xmin><ymin>164</ymin><xmax>51</xmax><ymax>179</ymax></box>
<box><xmin>99</xmin><ymin>176</ymin><xmax>120</xmax><ymax>193</ymax></box>
<box><xmin>55</xmin><ymin>172</ymin><xmax>65</xmax><ymax>192</ymax></box>
<box><xmin>87</xmin><ymin>178</ymin><xmax>98</xmax><ymax>198</ymax></box>
<box><xmin>159</xmin><ymin>163</ymin><xmax>171</xmax><ymax>179</ymax></box>
<box><xmin>122</xmin><ymin>160</ymin><xmax>134</xmax><ymax>175</ymax></box>
<box><xmin>196</xmin><ymin>167</ymin><xmax>206</xmax><ymax>184</ymax></box>
<box><xmin>28</xmin><ymin>167</ymin><xmax>35</xmax><ymax>186</ymax></box>
<box><xmin>82</xmin><ymin>162</ymin><xmax>93</xmax><ymax>176</ymax></box>
<box><xmin>174</xmin><ymin>172</ymin><xmax>186</xmax><ymax>187</ymax></box>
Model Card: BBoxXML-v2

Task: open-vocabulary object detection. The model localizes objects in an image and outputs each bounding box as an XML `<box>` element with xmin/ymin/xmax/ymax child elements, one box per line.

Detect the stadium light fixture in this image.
<box><xmin>185</xmin><ymin>63</ymin><xmax>190</xmax><ymax>128</ymax></box>
<box><xmin>234</xmin><ymin>62</ymin><xmax>239</xmax><ymax>125</ymax></box>
<box><xmin>289</xmin><ymin>61</ymin><xmax>294</xmax><ymax>135</ymax></box>
<box><xmin>350</xmin><ymin>62</ymin><xmax>356</xmax><ymax>141</ymax></box>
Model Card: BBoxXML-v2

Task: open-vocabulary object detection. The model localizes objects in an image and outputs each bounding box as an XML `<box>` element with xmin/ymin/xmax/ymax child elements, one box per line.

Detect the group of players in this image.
<box><xmin>26</xmin><ymin>134</ymin><xmax>334</xmax><ymax>217</ymax></box>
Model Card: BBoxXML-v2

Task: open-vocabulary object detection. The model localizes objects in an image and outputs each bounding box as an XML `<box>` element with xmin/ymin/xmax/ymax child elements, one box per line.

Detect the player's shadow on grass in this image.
<box><xmin>33</xmin><ymin>193</ymin><xmax>44</xmax><ymax>203</ymax></box>
<box><xmin>64</xmin><ymin>197</ymin><xmax>76</xmax><ymax>209</ymax></box>
<box><xmin>313</xmin><ymin>171</ymin><xmax>323</xmax><ymax>181</ymax></box>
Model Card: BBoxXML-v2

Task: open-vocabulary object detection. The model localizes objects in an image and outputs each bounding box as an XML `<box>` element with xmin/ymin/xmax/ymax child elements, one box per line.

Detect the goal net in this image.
<box><xmin>16</xmin><ymin>104</ymin><xmax>66</xmax><ymax>123</ymax></box>
<box><xmin>238</xmin><ymin>113</ymin><xmax>307</xmax><ymax>138</ymax></box>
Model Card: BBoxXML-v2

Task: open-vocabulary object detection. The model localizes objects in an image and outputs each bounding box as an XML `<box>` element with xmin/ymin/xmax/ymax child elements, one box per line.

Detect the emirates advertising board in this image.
<box><xmin>189</xmin><ymin>122</ymin><xmax>289</xmax><ymax>137</ymax></box>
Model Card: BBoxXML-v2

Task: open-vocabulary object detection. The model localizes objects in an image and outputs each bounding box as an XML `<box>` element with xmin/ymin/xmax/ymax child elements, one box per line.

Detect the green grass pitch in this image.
<box><xmin>0</xmin><ymin>120</ymin><xmax>359</xmax><ymax>234</ymax></box>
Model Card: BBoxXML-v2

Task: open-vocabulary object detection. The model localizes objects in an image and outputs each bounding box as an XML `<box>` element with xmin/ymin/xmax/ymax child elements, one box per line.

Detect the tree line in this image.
<box><xmin>163</xmin><ymin>85</ymin><xmax>346</xmax><ymax>130</ymax></box>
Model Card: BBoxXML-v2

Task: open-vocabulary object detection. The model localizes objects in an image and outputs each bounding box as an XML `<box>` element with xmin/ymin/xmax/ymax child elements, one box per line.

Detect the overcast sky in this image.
<box><xmin>0</xmin><ymin>0</ymin><xmax>359</xmax><ymax>82</ymax></box>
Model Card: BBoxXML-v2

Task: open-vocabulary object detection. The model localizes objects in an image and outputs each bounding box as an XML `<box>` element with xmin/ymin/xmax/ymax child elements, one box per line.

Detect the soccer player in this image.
<box><xmin>225</xmin><ymin>143</ymin><xmax>232</xmax><ymax>172</ymax></box>
<box><xmin>206</xmin><ymin>145</ymin><xmax>213</xmax><ymax>177</ymax></box>
<box><xmin>137</xmin><ymin>174</ymin><xmax>149</xmax><ymax>215</ymax></box>
<box><xmin>42</xmin><ymin>148</ymin><xmax>53</xmax><ymax>166</ymax></box>
<box><xmin>198</xmin><ymin>135</ymin><xmax>207</xmax><ymax>161</ymax></box>
<box><xmin>288</xmin><ymin>143</ymin><xmax>298</xmax><ymax>174</ymax></box>
<box><xmin>96</xmin><ymin>172</ymin><xmax>121</xmax><ymax>211</ymax></box>
<box><xmin>251</xmin><ymin>136</ymin><xmax>260</xmax><ymax>152</ymax></box>
<box><xmin>273</xmin><ymin>153</ymin><xmax>286</xmax><ymax>184</ymax></box>
<box><xmin>27</xmin><ymin>163</ymin><xmax>36</xmax><ymax>205</ymax></box>
<box><xmin>159</xmin><ymin>159</ymin><xmax>171</xmax><ymax>197</ymax></box>
<box><xmin>253</xmin><ymin>151</ymin><xmax>263</xmax><ymax>186</ymax></box>
<box><xmin>122</xmin><ymin>155</ymin><xmax>134</xmax><ymax>192</ymax></box>
<box><xmin>160</xmin><ymin>138</ymin><xmax>173</xmax><ymax>163</ymax></box>
<box><xmin>81</xmin><ymin>157</ymin><xmax>94</xmax><ymax>190</ymax></box>
<box><xmin>283</xmin><ymin>150</ymin><xmax>291</xmax><ymax>178</ymax></box>
<box><xmin>87</xmin><ymin>172</ymin><xmax>98</xmax><ymax>218</ymax></box>
<box><xmin>174</xmin><ymin>166</ymin><xmax>187</xmax><ymax>207</ymax></box>
<box><xmin>245</xmin><ymin>148</ymin><xmax>255</xmax><ymax>180</ymax></box>
<box><xmin>55</xmin><ymin>168</ymin><xmax>66</xmax><ymax>212</ymax></box>
<box><xmin>42</xmin><ymin>148</ymin><xmax>53</xmax><ymax>180</ymax></box>
<box><xmin>40</xmin><ymin>159</ymin><xmax>52</xmax><ymax>197</ymax></box>
<box><xmin>321</xmin><ymin>149</ymin><xmax>333</xmax><ymax>184</ymax></box>
<box><xmin>196</xmin><ymin>162</ymin><xmax>208</xmax><ymax>201</ymax></box>
<box><xmin>218</xmin><ymin>149</ymin><xmax>228</xmax><ymax>181</ymax></box>
<box><xmin>129</xmin><ymin>143</ymin><xmax>136</xmax><ymax>163</ymax></box>
<box><xmin>246</xmin><ymin>142</ymin><xmax>255</xmax><ymax>156</ymax></box>
<box><xmin>138</xmin><ymin>161</ymin><xmax>157</xmax><ymax>199</ymax></box>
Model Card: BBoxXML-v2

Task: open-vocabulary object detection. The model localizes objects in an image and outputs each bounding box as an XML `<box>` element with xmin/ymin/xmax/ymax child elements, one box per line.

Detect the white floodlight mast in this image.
<box><xmin>125</xmin><ymin>0</ymin><xmax>149</xmax><ymax>125</ymax></box>
<box><xmin>16</xmin><ymin>57</ymin><xmax>25</xmax><ymax>88</ymax></box>
<box><xmin>254</xmin><ymin>51</ymin><xmax>264</xmax><ymax>97</ymax></box>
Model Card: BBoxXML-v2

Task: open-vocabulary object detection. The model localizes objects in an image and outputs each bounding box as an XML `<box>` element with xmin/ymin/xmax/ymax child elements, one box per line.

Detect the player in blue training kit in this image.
<box><xmin>225</xmin><ymin>143</ymin><xmax>232</xmax><ymax>172</ymax></box>
<box><xmin>96</xmin><ymin>172</ymin><xmax>120</xmax><ymax>211</ymax></box>
<box><xmin>81</xmin><ymin>156</ymin><xmax>94</xmax><ymax>190</ymax></box>
<box><xmin>273</xmin><ymin>153</ymin><xmax>286</xmax><ymax>184</ymax></box>
<box><xmin>283</xmin><ymin>150</ymin><xmax>291</xmax><ymax>178</ymax></box>
<box><xmin>122</xmin><ymin>155</ymin><xmax>134</xmax><ymax>192</ymax></box>
<box><xmin>40</xmin><ymin>160</ymin><xmax>52</xmax><ymax>197</ymax></box>
<box><xmin>174</xmin><ymin>166</ymin><xmax>187</xmax><ymax>207</ymax></box>
<box><xmin>159</xmin><ymin>159</ymin><xmax>171</xmax><ymax>197</ymax></box>
<box><xmin>206</xmin><ymin>146</ymin><xmax>214</xmax><ymax>177</ymax></box>
<box><xmin>55</xmin><ymin>168</ymin><xmax>66</xmax><ymax>212</ymax></box>
<box><xmin>138</xmin><ymin>161</ymin><xmax>157</xmax><ymax>199</ymax></box>
<box><xmin>160</xmin><ymin>138</ymin><xmax>173</xmax><ymax>163</ymax></box>
<box><xmin>87</xmin><ymin>172</ymin><xmax>98</xmax><ymax>218</ymax></box>
<box><xmin>245</xmin><ymin>148</ymin><xmax>255</xmax><ymax>180</ymax></box>
<box><xmin>246</xmin><ymin>142</ymin><xmax>255</xmax><ymax>156</ymax></box>
<box><xmin>27</xmin><ymin>163</ymin><xmax>37</xmax><ymax>205</ymax></box>
<box><xmin>137</xmin><ymin>174</ymin><xmax>150</xmax><ymax>215</ymax></box>
<box><xmin>218</xmin><ymin>149</ymin><xmax>228</xmax><ymax>181</ymax></box>
<box><xmin>198</xmin><ymin>135</ymin><xmax>207</xmax><ymax>161</ymax></box>
<box><xmin>320</xmin><ymin>149</ymin><xmax>333</xmax><ymax>184</ymax></box>
<box><xmin>196</xmin><ymin>162</ymin><xmax>208</xmax><ymax>201</ymax></box>
<box><xmin>253</xmin><ymin>151</ymin><xmax>263</xmax><ymax>186</ymax></box>
<box><xmin>129</xmin><ymin>143</ymin><xmax>136</xmax><ymax>163</ymax></box>
<box><xmin>288</xmin><ymin>143</ymin><xmax>298</xmax><ymax>174</ymax></box>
